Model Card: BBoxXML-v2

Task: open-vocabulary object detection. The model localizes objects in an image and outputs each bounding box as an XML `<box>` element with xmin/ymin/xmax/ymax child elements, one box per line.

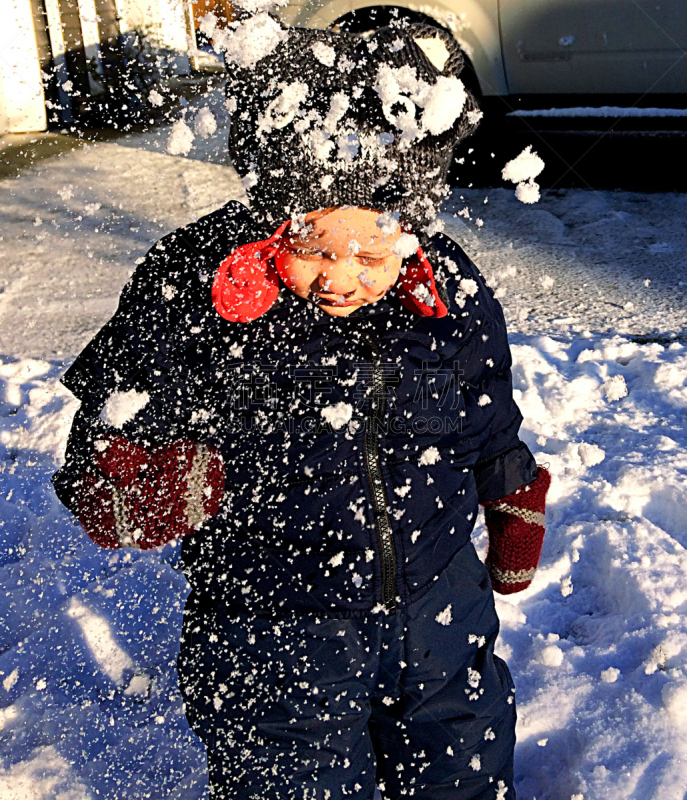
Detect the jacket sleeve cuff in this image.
<box><xmin>474</xmin><ymin>441</ymin><xmax>538</xmax><ymax>504</ymax></box>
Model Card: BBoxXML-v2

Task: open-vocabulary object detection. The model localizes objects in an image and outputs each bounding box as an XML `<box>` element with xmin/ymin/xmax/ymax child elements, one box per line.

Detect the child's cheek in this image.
<box><xmin>275</xmin><ymin>253</ymin><xmax>311</xmax><ymax>294</ymax></box>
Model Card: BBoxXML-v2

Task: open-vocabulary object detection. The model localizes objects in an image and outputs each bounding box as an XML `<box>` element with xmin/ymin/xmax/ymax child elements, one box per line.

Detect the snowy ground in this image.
<box><xmin>1</xmin><ymin>98</ymin><xmax>687</xmax><ymax>799</ymax></box>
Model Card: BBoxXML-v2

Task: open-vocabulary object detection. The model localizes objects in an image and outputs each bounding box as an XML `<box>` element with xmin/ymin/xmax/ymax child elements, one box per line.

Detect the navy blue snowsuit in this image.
<box><xmin>54</xmin><ymin>201</ymin><xmax>536</xmax><ymax>799</ymax></box>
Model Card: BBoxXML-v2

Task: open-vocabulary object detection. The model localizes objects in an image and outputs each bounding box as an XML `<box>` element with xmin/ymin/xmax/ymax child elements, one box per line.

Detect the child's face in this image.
<box><xmin>275</xmin><ymin>207</ymin><xmax>404</xmax><ymax>316</ymax></box>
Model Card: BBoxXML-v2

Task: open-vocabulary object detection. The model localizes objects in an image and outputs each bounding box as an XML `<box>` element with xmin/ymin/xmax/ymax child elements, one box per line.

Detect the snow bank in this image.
<box><xmin>476</xmin><ymin>332</ymin><xmax>687</xmax><ymax>799</ymax></box>
<box><xmin>0</xmin><ymin>357</ymin><xmax>208</xmax><ymax>798</ymax></box>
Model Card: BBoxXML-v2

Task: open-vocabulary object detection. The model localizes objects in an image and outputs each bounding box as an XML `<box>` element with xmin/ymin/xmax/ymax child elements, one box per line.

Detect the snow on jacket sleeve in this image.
<box><xmin>52</xmin><ymin>222</ymin><xmax>226</xmax><ymax>546</ymax></box>
<box><xmin>431</xmin><ymin>233</ymin><xmax>537</xmax><ymax>504</ymax></box>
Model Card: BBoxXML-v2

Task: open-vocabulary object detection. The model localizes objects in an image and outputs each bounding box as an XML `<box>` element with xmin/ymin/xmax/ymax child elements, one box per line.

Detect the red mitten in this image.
<box><xmin>77</xmin><ymin>436</ymin><xmax>225</xmax><ymax>550</ymax></box>
<box><xmin>482</xmin><ymin>467</ymin><xmax>551</xmax><ymax>594</ymax></box>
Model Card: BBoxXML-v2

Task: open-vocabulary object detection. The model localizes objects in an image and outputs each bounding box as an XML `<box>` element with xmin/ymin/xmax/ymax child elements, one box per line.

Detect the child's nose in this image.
<box><xmin>318</xmin><ymin>266</ymin><xmax>358</xmax><ymax>296</ymax></box>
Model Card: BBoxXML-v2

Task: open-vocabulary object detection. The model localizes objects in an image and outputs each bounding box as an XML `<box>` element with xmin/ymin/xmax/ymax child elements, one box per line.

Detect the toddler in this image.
<box><xmin>54</xmin><ymin>17</ymin><xmax>550</xmax><ymax>800</ymax></box>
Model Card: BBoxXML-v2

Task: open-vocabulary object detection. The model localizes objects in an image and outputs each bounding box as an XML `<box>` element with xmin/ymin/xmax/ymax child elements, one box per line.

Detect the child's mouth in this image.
<box><xmin>315</xmin><ymin>294</ymin><xmax>362</xmax><ymax>308</ymax></box>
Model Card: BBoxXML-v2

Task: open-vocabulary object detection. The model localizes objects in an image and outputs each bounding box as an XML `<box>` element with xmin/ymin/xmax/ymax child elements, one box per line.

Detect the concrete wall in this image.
<box><xmin>0</xmin><ymin>0</ymin><xmax>48</xmax><ymax>133</ymax></box>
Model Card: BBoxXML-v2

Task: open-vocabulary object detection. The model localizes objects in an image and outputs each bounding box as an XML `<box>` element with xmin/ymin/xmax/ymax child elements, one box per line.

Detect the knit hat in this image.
<box><xmin>223</xmin><ymin>15</ymin><xmax>482</xmax><ymax>238</ymax></box>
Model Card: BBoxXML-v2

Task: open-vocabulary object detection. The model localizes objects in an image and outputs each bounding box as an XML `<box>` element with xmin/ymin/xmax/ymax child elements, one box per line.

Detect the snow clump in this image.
<box><xmin>413</xmin><ymin>36</ymin><xmax>450</xmax><ymax>71</ymax></box>
<box><xmin>459</xmin><ymin>277</ymin><xmax>478</xmax><ymax>297</ymax></box>
<box><xmin>502</xmin><ymin>145</ymin><xmax>545</xmax><ymax>204</ymax></box>
<box><xmin>603</xmin><ymin>374</ymin><xmax>628</xmax><ymax>402</ymax></box>
<box><xmin>515</xmin><ymin>180</ymin><xmax>541</xmax><ymax>204</ymax></box>
<box><xmin>194</xmin><ymin>107</ymin><xmax>217</xmax><ymax>139</ymax></box>
<box><xmin>210</xmin><ymin>12</ymin><xmax>287</xmax><ymax>68</ymax></box>
<box><xmin>600</xmin><ymin>667</ymin><xmax>620</xmax><ymax>683</ymax></box>
<box><xmin>578</xmin><ymin>442</ymin><xmax>605</xmax><ymax>467</ymax></box>
<box><xmin>100</xmin><ymin>389</ymin><xmax>150</xmax><ymax>429</ymax></box>
<box><xmin>241</xmin><ymin>171</ymin><xmax>258</xmax><ymax>190</ymax></box>
<box><xmin>435</xmin><ymin>604</ymin><xmax>452</xmax><ymax>625</ymax></box>
<box><xmin>376</xmin><ymin>211</ymin><xmax>400</xmax><ymax>237</ymax></box>
<box><xmin>167</xmin><ymin>119</ymin><xmax>194</xmax><ymax>156</ymax></box>
<box><xmin>392</xmin><ymin>232</ymin><xmax>419</xmax><ymax>258</ymax></box>
<box><xmin>323</xmin><ymin>92</ymin><xmax>350</xmax><ymax>133</ymax></box>
<box><xmin>411</xmin><ymin>283</ymin><xmax>434</xmax><ymax>306</ymax></box>
<box><xmin>373</xmin><ymin>64</ymin><xmax>467</xmax><ymax>140</ymax></box>
<box><xmin>321</xmin><ymin>401</ymin><xmax>353</xmax><ymax>430</ymax></box>
<box><xmin>422</xmin><ymin>76</ymin><xmax>468</xmax><ymax>135</ymax></box>
<box><xmin>539</xmin><ymin>644</ymin><xmax>564</xmax><ymax>667</ymax></box>
<box><xmin>311</xmin><ymin>41</ymin><xmax>336</xmax><ymax>67</ymax></box>
<box><xmin>502</xmin><ymin>145</ymin><xmax>545</xmax><ymax>184</ymax></box>
<box><xmin>259</xmin><ymin>81</ymin><xmax>309</xmax><ymax>135</ymax></box>
<box><xmin>419</xmin><ymin>446</ymin><xmax>441</xmax><ymax>466</ymax></box>
<box><xmin>147</xmin><ymin>89</ymin><xmax>164</xmax><ymax>107</ymax></box>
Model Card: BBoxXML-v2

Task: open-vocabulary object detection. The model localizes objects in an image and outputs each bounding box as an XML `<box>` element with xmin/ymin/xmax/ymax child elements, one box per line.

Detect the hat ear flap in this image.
<box><xmin>396</xmin><ymin>245</ymin><xmax>449</xmax><ymax>318</ymax></box>
<box><xmin>406</xmin><ymin>23</ymin><xmax>465</xmax><ymax>77</ymax></box>
<box><xmin>212</xmin><ymin>221</ymin><xmax>290</xmax><ymax>323</ymax></box>
<box><xmin>408</xmin><ymin>25</ymin><xmax>465</xmax><ymax>77</ymax></box>
<box><xmin>405</xmin><ymin>23</ymin><xmax>482</xmax><ymax>141</ymax></box>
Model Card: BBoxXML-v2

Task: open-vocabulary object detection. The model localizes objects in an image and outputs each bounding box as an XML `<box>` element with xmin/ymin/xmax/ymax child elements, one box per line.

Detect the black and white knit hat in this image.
<box><xmin>223</xmin><ymin>14</ymin><xmax>482</xmax><ymax>237</ymax></box>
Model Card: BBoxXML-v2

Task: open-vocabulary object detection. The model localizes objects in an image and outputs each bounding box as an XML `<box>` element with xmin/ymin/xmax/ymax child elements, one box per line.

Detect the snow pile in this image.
<box><xmin>440</xmin><ymin>187</ymin><xmax>687</xmax><ymax>339</ymax></box>
<box><xmin>502</xmin><ymin>146</ymin><xmax>545</xmax><ymax>205</ymax></box>
<box><xmin>0</xmin><ymin>359</ymin><xmax>207</xmax><ymax>798</ymax></box>
<box><xmin>0</xmin><ymin>745</ymin><xmax>91</xmax><ymax>800</ymax></box>
<box><xmin>472</xmin><ymin>331</ymin><xmax>687</xmax><ymax>799</ymax></box>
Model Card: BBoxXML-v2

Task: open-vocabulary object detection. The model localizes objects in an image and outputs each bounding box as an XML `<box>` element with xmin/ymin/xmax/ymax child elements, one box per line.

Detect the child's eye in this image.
<box><xmin>287</xmin><ymin>246</ymin><xmax>324</xmax><ymax>260</ymax></box>
<box><xmin>357</xmin><ymin>255</ymin><xmax>387</xmax><ymax>266</ymax></box>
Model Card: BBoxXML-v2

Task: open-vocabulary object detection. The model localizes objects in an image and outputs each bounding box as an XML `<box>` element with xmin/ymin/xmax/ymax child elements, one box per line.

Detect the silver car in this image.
<box><xmin>276</xmin><ymin>0</ymin><xmax>687</xmax><ymax>99</ymax></box>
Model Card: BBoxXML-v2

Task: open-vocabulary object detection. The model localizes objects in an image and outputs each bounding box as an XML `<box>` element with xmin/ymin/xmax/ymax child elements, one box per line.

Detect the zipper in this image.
<box><xmin>362</xmin><ymin>335</ymin><xmax>397</xmax><ymax>615</ymax></box>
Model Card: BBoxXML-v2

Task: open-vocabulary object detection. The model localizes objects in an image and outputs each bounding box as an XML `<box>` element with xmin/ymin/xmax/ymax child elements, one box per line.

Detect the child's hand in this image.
<box><xmin>482</xmin><ymin>467</ymin><xmax>551</xmax><ymax>594</ymax></box>
<box><xmin>77</xmin><ymin>436</ymin><xmax>225</xmax><ymax>550</ymax></box>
